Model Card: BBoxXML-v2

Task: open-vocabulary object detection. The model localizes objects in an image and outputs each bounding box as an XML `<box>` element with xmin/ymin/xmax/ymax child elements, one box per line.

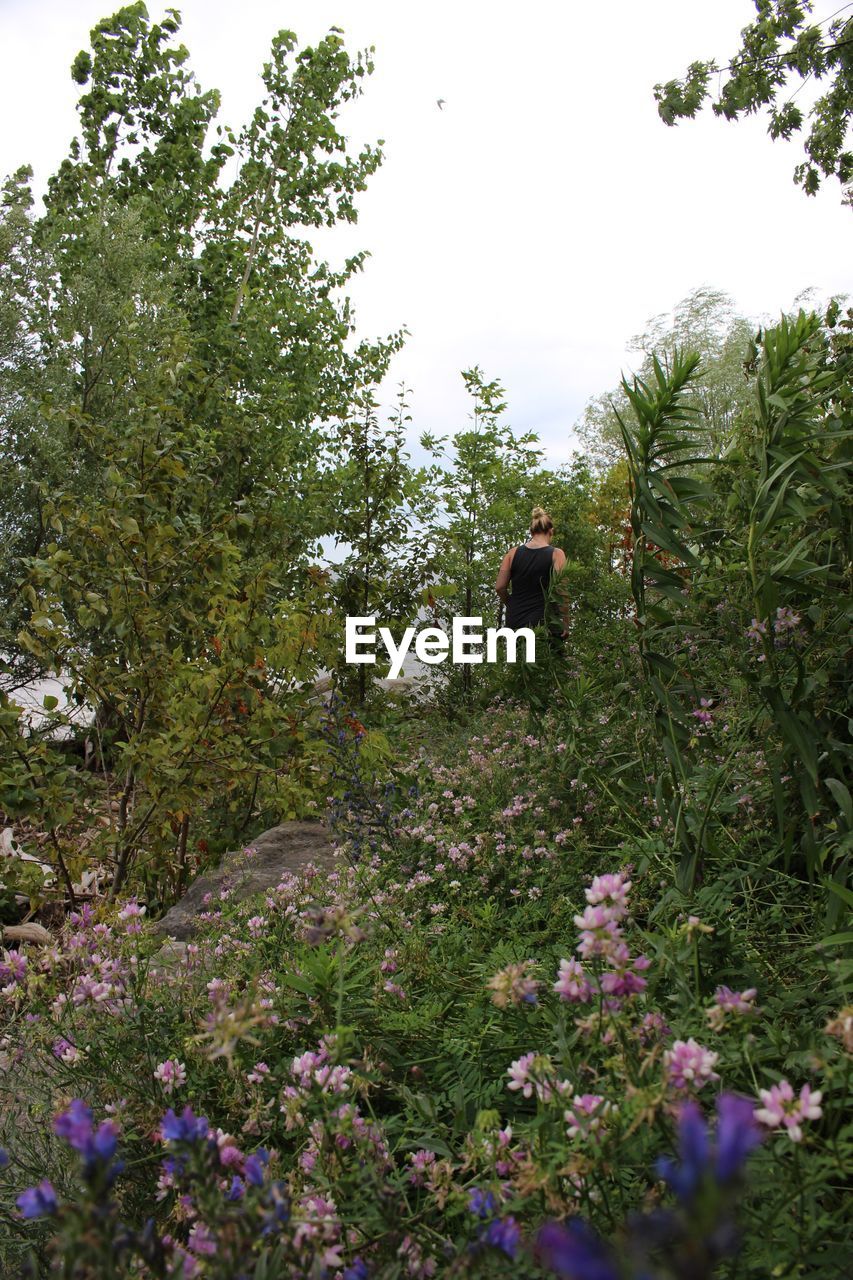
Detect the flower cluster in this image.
<box><xmin>487</xmin><ymin>961</ymin><xmax>539</xmax><ymax>1008</ymax></box>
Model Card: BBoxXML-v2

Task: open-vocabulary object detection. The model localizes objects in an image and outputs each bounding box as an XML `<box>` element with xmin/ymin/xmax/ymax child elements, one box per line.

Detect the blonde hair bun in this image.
<box><xmin>530</xmin><ymin>506</ymin><xmax>553</xmax><ymax>535</ymax></box>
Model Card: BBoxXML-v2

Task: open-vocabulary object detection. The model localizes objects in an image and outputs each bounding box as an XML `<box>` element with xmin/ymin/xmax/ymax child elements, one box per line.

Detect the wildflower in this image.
<box><xmin>506</xmin><ymin>1052</ymin><xmax>555</xmax><ymax>1102</ymax></box>
<box><xmin>487</xmin><ymin>961</ymin><xmax>539</xmax><ymax>1008</ymax></box>
<box><xmin>244</xmin><ymin>1149</ymin><xmax>269</xmax><ymax>1186</ymax></box>
<box><xmin>574</xmin><ymin>905</ymin><xmax>623</xmax><ymax>960</ymax></box>
<box><xmin>0</xmin><ymin>1148</ymin><xmax>7</xmax><ymax>1168</ymax></box>
<box><xmin>53</xmin><ymin>1099</ymin><xmax>121</xmax><ymax>1184</ymax></box>
<box><xmin>16</xmin><ymin>1180</ymin><xmax>58</xmax><ymax>1219</ymax></box>
<box><xmin>692</xmin><ymin>697</ymin><xmax>713</xmax><ymax>726</ymax></box>
<box><xmin>536</xmin><ymin>1217</ymin><xmax>618</xmax><ymax>1280</ymax></box>
<box><xmin>755</xmin><ymin>1080</ymin><xmax>822</xmax><ymax>1143</ymax></box>
<box><xmin>343</xmin><ymin>1261</ymin><xmax>370</xmax><ymax>1280</ymax></box>
<box><xmin>468</xmin><ymin>1187</ymin><xmax>499</xmax><ymax>1218</ymax></box>
<box><xmin>639</xmin><ymin>1010</ymin><xmax>671</xmax><ymax>1043</ymax></box>
<box><xmin>161</xmin><ymin>1105</ymin><xmax>209</xmax><ymax>1144</ymax></box>
<box><xmin>117</xmin><ymin>898</ymin><xmax>146</xmax><ymax>934</ymax></box>
<box><xmin>706</xmin><ymin>986</ymin><xmax>759</xmax><ymax>1031</ymax></box>
<box><xmin>247</xmin><ymin>1062</ymin><xmax>270</xmax><ymax>1085</ymax></box>
<box><xmin>715</xmin><ymin>1093</ymin><xmax>764</xmax><ymax>1181</ymax></box>
<box><xmin>483</xmin><ymin>1216</ymin><xmax>521</xmax><ymax>1258</ymax></box>
<box><xmin>585</xmin><ymin>871</ymin><xmax>631</xmax><ymax>916</ymax></box>
<box><xmin>681</xmin><ymin>914</ymin><xmax>714</xmax><ymax>940</ymax></box>
<box><xmin>154</xmin><ymin>1059</ymin><xmax>187</xmax><ymax>1094</ymax></box>
<box><xmin>746</xmin><ymin>617</ymin><xmax>767</xmax><ymax>643</ymax></box>
<box><xmin>553</xmin><ymin>958</ymin><xmax>593</xmax><ymax>1003</ymax></box>
<box><xmin>247</xmin><ymin>915</ymin><xmax>267</xmax><ymax>937</ymax></box>
<box><xmin>0</xmin><ymin>948</ymin><xmax>27</xmax><ymax>989</ymax></box>
<box><xmin>663</xmin><ymin>1038</ymin><xmax>719</xmax><ymax>1091</ymax></box>
<box><xmin>52</xmin><ymin>1036</ymin><xmax>84</xmax><ymax>1065</ymax></box>
<box><xmin>219</xmin><ymin>1143</ymin><xmax>243</xmax><ymax>1168</ymax></box>
<box><xmin>188</xmin><ymin>1222</ymin><xmax>217</xmax><ymax>1257</ymax></box>
<box><xmin>599</xmin><ymin>953</ymin><xmax>650</xmax><ymax>998</ymax></box>
<box><xmin>564</xmin><ymin>1094</ymin><xmax>612</xmax><ymax>1140</ymax></box>
<box><xmin>408</xmin><ymin>1149</ymin><xmax>437</xmax><ymax>1185</ymax></box>
<box><xmin>657</xmin><ymin>1093</ymin><xmax>761</xmax><ymax>1204</ymax></box>
<box><xmin>773</xmin><ymin>605</ymin><xmax>801</xmax><ymax>634</ymax></box>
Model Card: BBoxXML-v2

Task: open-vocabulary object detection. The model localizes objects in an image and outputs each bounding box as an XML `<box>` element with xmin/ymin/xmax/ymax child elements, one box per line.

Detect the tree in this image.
<box><xmin>421</xmin><ymin>369</ymin><xmax>543</xmax><ymax>704</ymax></box>
<box><xmin>327</xmin><ymin>385</ymin><xmax>435</xmax><ymax>703</ymax></box>
<box><xmin>654</xmin><ymin>0</ymin><xmax>853</xmax><ymax>205</ymax></box>
<box><xmin>1</xmin><ymin>6</ymin><xmax>398</xmax><ymax>896</ymax></box>
<box><xmin>577</xmin><ymin>288</ymin><xmax>755</xmax><ymax>468</ymax></box>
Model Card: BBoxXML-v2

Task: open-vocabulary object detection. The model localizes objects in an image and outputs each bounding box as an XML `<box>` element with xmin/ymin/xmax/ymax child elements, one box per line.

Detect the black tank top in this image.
<box><xmin>506</xmin><ymin>544</ymin><xmax>555</xmax><ymax>629</ymax></box>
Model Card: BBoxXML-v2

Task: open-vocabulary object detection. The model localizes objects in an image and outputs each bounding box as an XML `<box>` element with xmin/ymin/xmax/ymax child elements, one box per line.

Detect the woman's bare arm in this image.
<box><xmin>495</xmin><ymin>548</ymin><xmax>516</xmax><ymax>604</ymax></box>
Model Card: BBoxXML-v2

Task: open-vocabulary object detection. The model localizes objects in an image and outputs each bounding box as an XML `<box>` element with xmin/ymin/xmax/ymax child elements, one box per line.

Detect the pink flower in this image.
<box><xmin>153</xmin><ymin>1060</ymin><xmax>187</xmax><ymax>1094</ymax></box>
<box><xmin>755</xmin><ymin>1080</ymin><xmax>823</xmax><ymax>1143</ymax></box>
<box><xmin>640</xmin><ymin>1010</ymin><xmax>671</xmax><ymax>1043</ymax></box>
<box><xmin>247</xmin><ymin>1062</ymin><xmax>270</xmax><ymax>1085</ymax></box>
<box><xmin>574</xmin><ymin>905</ymin><xmax>624</xmax><ymax>960</ymax></box>
<box><xmin>564</xmin><ymin>1094</ymin><xmax>612</xmax><ymax>1139</ymax></box>
<box><xmin>553</xmin><ymin>958</ymin><xmax>593</xmax><ymax>1003</ymax></box>
<box><xmin>773</xmin><ymin>606</ymin><xmax>801</xmax><ymax>635</ymax></box>
<box><xmin>746</xmin><ymin>617</ymin><xmax>767</xmax><ymax>643</ymax></box>
<box><xmin>706</xmin><ymin>986</ymin><xmax>759</xmax><ymax>1030</ymax></box>
<box><xmin>188</xmin><ymin>1222</ymin><xmax>217</xmax><ymax>1257</ymax></box>
<box><xmin>117</xmin><ymin>898</ymin><xmax>146</xmax><ymax>934</ymax></box>
<box><xmin>663</xmin><ymin>1038</ymin><xmax>719</xmax><ymax>1091</ymax></box>
<box><xmin>408</xmin><ymin>1149</ymin><xmax>437</xmax><ymax>1186</ymax></box>
<box><xmin>52</xmin><ymin>1037</ymin><xmax>82</xmax><ymax>1065</ymax></box>
<box><xmin>506</xmin><ymin>1052</ymin><xmax>555</xmax><ymax>1102</ymax></box>
<box><xmin>585</xmin><ymin>872</ymin><xmax>631</xmax><ymax>916</ymax></box>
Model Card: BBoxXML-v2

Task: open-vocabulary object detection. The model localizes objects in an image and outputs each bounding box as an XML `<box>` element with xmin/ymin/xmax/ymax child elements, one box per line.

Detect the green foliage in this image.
<box><xmin>327</xmin><ymin>386</ymin><xmax>435</xmax><ymax>703</ymax></box>
<box><xmin>1</xmin><ymin>8</ymin><xmax>397</xmax><ymax>897</ymax></box>
<box><xmin>578</xmin><ymin>288</ymin><xmax>756</xmax><ymax>469</ymax></box>
<box><xmin>1</xmin><ymin>699</ymin><xmax>850</xmax><ymax>1277</ymax></box>
<box><xmin>614</xmin><ymin>306</ymin><xmax>852</xmax><ymax>898</ymax></box>
<box><xmin>654</xmin><ymin>0</ymin><xmax>853</xmax><ymax>204</ymax></box>
<box><xmin>420</xmin><ymin>368</ymin><xmax>544</xmax><ymax>704</ymax></box>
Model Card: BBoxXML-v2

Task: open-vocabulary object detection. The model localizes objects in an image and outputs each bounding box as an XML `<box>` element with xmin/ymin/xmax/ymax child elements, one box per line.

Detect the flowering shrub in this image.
<box><xmin>0</xmin><ymin>699</ymin><xmax>850</xmax><ymax>1276</ymax></box>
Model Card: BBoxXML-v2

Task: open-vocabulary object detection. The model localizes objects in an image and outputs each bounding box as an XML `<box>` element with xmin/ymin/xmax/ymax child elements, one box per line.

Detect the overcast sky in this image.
<box><xmin>2</xmin><ymin>0</ymin><xmax>851</xmax><ymax>466</ymax></box>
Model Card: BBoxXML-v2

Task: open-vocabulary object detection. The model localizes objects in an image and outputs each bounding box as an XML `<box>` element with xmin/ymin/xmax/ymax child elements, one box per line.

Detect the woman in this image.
<box><xmin>495</xmin><ymin>506</ymin><xmax>569</xmax><ymax>640</ymax></box>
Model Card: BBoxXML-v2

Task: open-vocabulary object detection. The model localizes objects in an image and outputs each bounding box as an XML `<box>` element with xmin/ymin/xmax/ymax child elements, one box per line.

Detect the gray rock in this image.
<box><xmin>153</xmin><ymin>820</ymin><xmax>336</xmax><ymax>941</ymax></box>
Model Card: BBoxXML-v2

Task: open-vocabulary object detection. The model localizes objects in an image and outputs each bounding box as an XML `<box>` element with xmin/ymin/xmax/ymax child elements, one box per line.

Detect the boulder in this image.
<box><xmin>153</xmin><ymin>820</ymin><xmax>336</xmax><ymax>941</ymax></box>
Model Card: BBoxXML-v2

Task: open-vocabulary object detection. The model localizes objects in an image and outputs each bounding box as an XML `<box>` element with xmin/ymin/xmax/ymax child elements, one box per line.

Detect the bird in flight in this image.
<box><xmin>436</xmin><ymin>98</ymin><xmax>446</xmax><ymax>110</ymax></box>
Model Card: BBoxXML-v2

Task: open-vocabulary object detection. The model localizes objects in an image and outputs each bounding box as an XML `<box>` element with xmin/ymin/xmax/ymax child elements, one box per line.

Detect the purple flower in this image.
<box><xmin>536</xmin><ymin>1218</ymin><xmax>619</xmax><ymax>1279</ymax></box>
<box><xmin>468</xmin><ymin>1187</ymin><xmax>498</xmax><ymax>1218</ymax></box>
<box><xmin>656</xmin><ymin>1100</ymin><xmax>709</xmax><ymax>1203</ymax></box>
<box><xmin>161</xmin><ymin>1105</ymin><xmax>210</xmax><ymax>1144</ymax></box>
<box><xmin>52</xmin><ymin>1100</ymin><xmax>121</xmax><ymax>1183</ymax></box>
<box><xmin>54</xmin><ymin>1099</ymin><xmax>93</xmax><ymax>1152</ymax></box>
<box><xmin>0</xmin><ymin>1147</ymin><xmax>8</xmax><ymax>1169</ymax></box>
<box><xmin>715</xmin><ymin>1093</ymin><xmax>763</xmax><ymax>1181</ymax></box>
<box><xmin>657</xmin><ymin>1093</ymin><xmax>763</xmax><ymax>1205</ymax></box>
<box><xmin>343</xmin><ymin>1260</ymin><xmax>369</xmax><ymax>1280</ymax></box>
<box><xmin>227</xmin><ymin>1175</ymin><xmax>245</xmax><ymax>1201</ymax></box>
<box><xmin>244</xmin><ymin>1149</ymin><xmax>269</xmax><ymax>1187</ymax></box>
<box><xmin>17</xmin><ymin>1180</ymin><xmax>58</xmax><ymax>1219</ymax></box>
<box><xmin>483</xmin><ymin>1216</ymin><xmax>521</xmax><ymax>1258</ymax></box>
